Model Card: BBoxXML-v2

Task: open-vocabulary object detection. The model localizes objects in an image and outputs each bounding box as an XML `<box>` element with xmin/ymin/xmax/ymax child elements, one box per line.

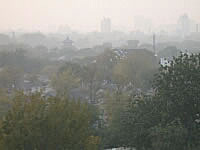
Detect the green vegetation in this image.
<box><xmin>104</xmin><ymin>53</ymin><xmax>200</xmax><ymax>150</ymax></box>
<box><xmin>112</xmin><ymin>50</ymin><xmax>158</xmax><ymax>90</ymax></box>
<box><xmin>0</xmin><ymin>46</ymin><xmax>199</xmax><ymax>150</ymax></box>
<box><xmin>0</xmin><ymin>93</ymin><xmax>100</xmax><ymax>150</ymax></box>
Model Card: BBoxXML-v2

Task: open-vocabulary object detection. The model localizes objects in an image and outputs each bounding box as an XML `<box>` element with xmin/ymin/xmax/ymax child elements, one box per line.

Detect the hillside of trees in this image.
<box><xmin>0</xmin><ymin>45</ymin><xmax>199</xmax><ymax>149</ymax></box>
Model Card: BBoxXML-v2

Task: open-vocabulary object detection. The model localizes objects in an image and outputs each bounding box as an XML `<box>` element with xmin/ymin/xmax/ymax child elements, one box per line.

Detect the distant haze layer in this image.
<box><xmin>0</xmin><ymin>0</ymin><xmax>200</xmax><ymax>32</ymax></box>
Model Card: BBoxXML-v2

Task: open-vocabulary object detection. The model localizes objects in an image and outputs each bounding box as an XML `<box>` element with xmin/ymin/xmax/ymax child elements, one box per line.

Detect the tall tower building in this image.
<box><xmin>101</xmin><ymin>18</ymin><xmax>111</xmax><ymax>33</ymax></box>
<box><xmin>177</xmin><ymin>14</ymin><xmax>191</xmax><ymax>38</ymax></box>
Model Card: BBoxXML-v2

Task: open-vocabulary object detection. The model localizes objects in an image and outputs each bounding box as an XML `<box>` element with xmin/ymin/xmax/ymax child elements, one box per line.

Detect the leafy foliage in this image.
<box><xmin>0</xmin><ymin>93</ymin><xmax>100</xmax><ymax>150</ymax></box>
<box><xmin>154</xmin><ymin>52</ymin><xmax>200</xmax><ymax>148</ymax></box>
<box><xmin>112</xmin><ymin>50</ymin><xmax>158</xmax><ymax>90</ymax></box>
<box><xmin>105</xmin><ymin>53</ymin><xmax>200</xmax><ymax>150</ymax></box>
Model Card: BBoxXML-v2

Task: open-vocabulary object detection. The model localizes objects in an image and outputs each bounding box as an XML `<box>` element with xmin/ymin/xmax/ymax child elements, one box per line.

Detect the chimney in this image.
<box><xmin>153</xmin><ymin>33</ymin><xmax>157</xmax><ymax>57</ymax></box>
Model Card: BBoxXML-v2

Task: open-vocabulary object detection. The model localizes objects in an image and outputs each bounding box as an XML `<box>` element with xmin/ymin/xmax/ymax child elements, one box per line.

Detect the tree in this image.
<box><xmin>150</xmin><ymin>119</ymin><xmax>188</xmax><ymax>150</ymax></box>
<box><xmin>105</xmin><ymin>52</ymin><xmax>200</xmax><ymax>150</ymax></box>
<box><xmin>0</xmin><ymin>89</ymin><xmax>11</xmax><ymax>119</ymax></box>
<box><xmin>51</xmin><ymin>69</ymin><xmax>80</xmax><ymax>96</ymax></box>
<box><xmin>112</xmin><ymin>49</ymin><xmax>158</xmax><ymax>91</ymax></box>
<box><xmin>0</xmin><ymin>66</ymin><xmax>24</xmax><ymax>89</ymax></box>
<box><xmin>154</xmin><ymin>52</ymin><xmax>200</xmax><ymax>149</ymax></box>
<box><xmin>102</xmin><ymin>91</ymin><xmax>137</xmax><ymax>149</ymax></box>
<box><xmin>95</xmin><ymin>50</ymin><xmax>118</xmax><ymax>82</ymax></box>
<box><xmin>158</xmin><ymin>46</ymin><xmax>180</xmax><ymax>59</ymax></box>
<box><xmin>0</xmin><ymin>93</ymin><xmax>100</xmax><ymax>150</ymax></box>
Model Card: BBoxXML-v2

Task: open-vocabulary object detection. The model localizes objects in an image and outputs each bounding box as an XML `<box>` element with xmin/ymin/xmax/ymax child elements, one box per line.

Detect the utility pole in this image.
<box><xmin>196</xmin><ymin>24</ymin><xmax>199</xmax><ymax>33</ymax></box>
<box><xmin>153</xmin><ymin>33</ymin><xmax>157</xmax><ymax>57</ymax></box>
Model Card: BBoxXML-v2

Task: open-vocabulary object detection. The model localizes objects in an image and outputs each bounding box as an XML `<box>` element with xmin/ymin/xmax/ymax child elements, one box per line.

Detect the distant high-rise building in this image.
<box><xmin>177</xmin><ymin>14</ymin><xmax>191</xmax><ymax>38</ymax></box>
<box><xmin>101</xmin><ymin>18</ymin><xmax>111</xmax><ymax>33</ymax></box>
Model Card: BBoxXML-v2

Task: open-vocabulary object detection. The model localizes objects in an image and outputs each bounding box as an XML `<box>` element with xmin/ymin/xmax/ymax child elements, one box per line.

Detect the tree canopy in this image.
<box><xmin>0</xmin><ymin>93</ymin><xmax>100</xmax><ymax>150</ymax></box>
<box><xmin>104</xmin><ymin>53</ymin><xmax>200</xmax><ymax>150</ymax></box>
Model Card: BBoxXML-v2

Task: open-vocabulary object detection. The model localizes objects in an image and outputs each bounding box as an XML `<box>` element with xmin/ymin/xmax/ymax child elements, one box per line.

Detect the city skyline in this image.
<box><xmin>0</xmin><ymin>0</ymin><xmax>200</xmax><ymax>32</ymax></box>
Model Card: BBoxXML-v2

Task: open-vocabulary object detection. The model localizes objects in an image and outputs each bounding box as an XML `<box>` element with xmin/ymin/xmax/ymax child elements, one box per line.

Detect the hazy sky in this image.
<box><xmin>0</xmin><ymin>0</ymin><xmax>200</xmax><ymax>32</ymax></box>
